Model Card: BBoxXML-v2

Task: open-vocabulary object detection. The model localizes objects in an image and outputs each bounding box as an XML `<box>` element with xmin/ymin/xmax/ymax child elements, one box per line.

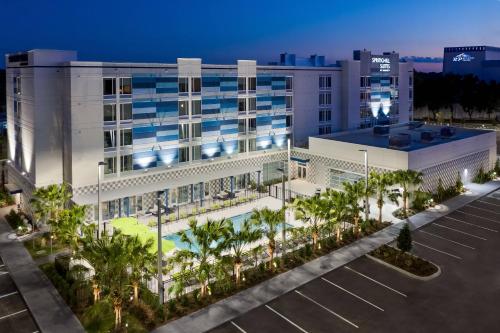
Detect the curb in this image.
<box><xmin>365</xmin><ymin>253</ymin><xmax>441</xmax><ymax>281</ymax></box>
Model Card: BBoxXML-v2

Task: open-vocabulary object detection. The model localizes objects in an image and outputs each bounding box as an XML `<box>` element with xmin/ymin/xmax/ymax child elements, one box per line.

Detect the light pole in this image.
<box><xmin>359</xmin><ymin>149</ymin><xmax>369</xmax><ymax>222</ymax></box>
<box><xmin>287</xmin><ymin>138</ymin><xmax>291</xmax><ymax>201</ymax></box>
<box><xmin>156</xmin><ymin>191</ymin><xmax>164</xmax><ymax>305</ymax></box>
<box><xmin>277</xmin><ymin>162</ymin><xmax>286</xmax><ymax>268</ymax></box>
<box><xmin>97</xmin><ymin>161</ymin><xmax>105</xmax><ymax>239</ymax></box>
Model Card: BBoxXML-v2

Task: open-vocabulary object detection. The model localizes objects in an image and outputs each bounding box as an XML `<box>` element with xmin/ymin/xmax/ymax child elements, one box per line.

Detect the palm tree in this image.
<box><xmin>369</xmin><ymin>171</ymin><xmax>395</xmax><ymax>225</ymax></box>
<box><xmin>393</xmin><ymin>170</ymin><xmax>424</xmax><ymax>217</ymax></box>
<box><xmin>81</xmin><ymin>232</ymin><xmax>130</xmax><ymax>328</ymax></box>
<box><xmin>56</xmin><ymin>204</ymin><xmax>86</xmax><ymax>252</ymax></box>
<box><xmin>31</xmin><ymin>183</ymin><xmax>71</xmax><ymax>238</ymax></box>
<box><xmin>250</xmin><ymin>208</ymin><xmax>283</xmax><ymax>271</ymax></box>
<box><xmin>293</xmin><ymin>196</ymin><xmax>325</xmax><ymax>252</ymax></box>
<box><xmin>128</xmin><ymin>236</ymin><xmax>156</xmax><ymax>302</ymax></box>
<box><xmin>321</xmin><ymin>189</ymin><xmax>349</xmax><ymax>241</ymax></box>
<box><xmin>174</xmin><ymin>218</ymin><xmax>230</xmax><ymax>298</ymax></box>
<box><xmin>225</xmin><ymin>219</ymin><xmax>262</xmax><ymax>285</ymax></box>
<box><xmin>342</xmin><ymin>181</ymin><xmax>365</xmax><ymax>234</ymax></box>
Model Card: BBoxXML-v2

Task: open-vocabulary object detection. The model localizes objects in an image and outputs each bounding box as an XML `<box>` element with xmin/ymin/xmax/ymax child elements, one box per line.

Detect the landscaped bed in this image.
<box><xmin>369</xmin><ymin>244</ymin><xmax>438</xmax><ymax>277</ymax></box>
<box><xmin>111</xmin><ymin>217</ymin><xmax>175</xmax><ymax>254</ymax></box>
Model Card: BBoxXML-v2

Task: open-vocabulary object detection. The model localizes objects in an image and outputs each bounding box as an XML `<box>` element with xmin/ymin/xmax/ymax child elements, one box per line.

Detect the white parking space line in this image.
<box><xmin>413</xmin><ymin>241</ymin><xmax>462</xmax><ymax>259</ymax></box>
<box><xmin>294</xmin><ymin>290</ymin><xmax>359</xmax><ymax>329</ymax></box>
<box><xmin>0</xmin><ymin>291</ymin><xmax>18</xmax><ymax>299</ymax></box>
<box><xmin>230</xmin><ymin>321</ymin><xmax>247</xmax><ymax>333</ymax></box>
<box><xmin>465</xmin><ymin>205</ymin><xmax>500</xmax><ymax>215</ymax></box>
<box><xmin>455</xmin><ymin>210</ymin><xmax>500</xmax><ymax>224</ymax></box>
<box><xmin>478</xmin><ymin>199</ymin><xmax>500</xmax><ymax>207</ymax></box>
<box><xmin>0</xmin><ymin>308</ymin><xmax>28</xmax><ymax>321</ymax></box>
<box><xmin>432</xmin><ymin>223</ymin><xmax>487</xmax><ymax>240</ymax></box>
<box><xmin>321</xmin><ymin>277</ymin><xmax>384</xmax><ymax>312</ymax></box>
<box><xmin>265</xmin><ymin>304</ymin><xmax>309</xmax><ymax>333</ymax></box>
<box><xmin>418</xmin><ymin>230</ymin><xmax>475</xmax><ymax>249</ymax></box>
<box><xmin>344</xmin><ymin>266</ymin><xmax>407</xmax><ymax>297</ymax></box>
<box><xmin>443</xmin><ymin>216</ymin><xmax>498</xmax><ymax>232</ymax></box>
<box><xmin>0</xmin><ymin>271</ymin><xmax>8</xmax><ymax>276</ymax></box>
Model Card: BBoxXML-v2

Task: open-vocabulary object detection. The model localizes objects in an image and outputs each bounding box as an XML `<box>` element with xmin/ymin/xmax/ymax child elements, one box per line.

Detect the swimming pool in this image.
<box><xmin>163</xmin><ymin>212</ymin><xmax>292</xmax><ymax>251</ymax></box>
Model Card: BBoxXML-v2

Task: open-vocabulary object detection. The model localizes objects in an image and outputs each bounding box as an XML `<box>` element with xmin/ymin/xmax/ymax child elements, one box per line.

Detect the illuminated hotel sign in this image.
<box><xmin>372</xmin><ymin>57</ymin><xmax>391</xmax><ymax>72</ymax></box>
<box><xmin>453</xmin><ymin>53</ymin><xmax>475</xmax><ymax>62</ymax></box>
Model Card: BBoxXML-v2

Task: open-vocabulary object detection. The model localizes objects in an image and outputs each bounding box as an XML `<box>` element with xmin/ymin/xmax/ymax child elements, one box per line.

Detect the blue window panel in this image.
<box><xmin>156</xmin><ymin>87</ymin><xmax>178</xmax><ymax>94</ymax></box>
<box><xmin>133</xmin><ymin>137</ymin><xmax>156</xmax><ymax>146</ymax></box>
<box><xmin>273</xmin><ymin>134</ymin><xmax>287</xmax><ymax>148</ymax></box>
<box><xmin>271</xmin><ymin>96</ymin><xmax>286</xmax><ymax>108</ymax></box>
<box><xmin>156</xmin><ymin>124</ymin><xmax>178</xmax><ymax>132</ymax></box>
<box><xmin>272</xmin><ymin>77</ymin><xmax>286</xmax><ymax>90</ymax></box>
<box><xmin>221</xmin><ymin>140</ymin><xmax>238</xmax><ymax>156</ymax></box>
<box><xmin>202</xmin><ymin>76</ymin><xmax>220</xmax><ymax>88</ymax></box>
<box><xmin>202</xmin><ymin>98</ymin><xmax>220</xmax><ymax>105</ymax></box>
<box><xmin>220</xmin><ymin>119</ymin><xmax>238</xmax><ymax>135</ymax></box>
<box><xmin>156</xmin><ymin>135</ymin><xmax>179</xmax><ymax>142</ymax></box>
<box><xmin>156</xmin><ymin>101</ymin><xmax>178</xmax><ymax>117</ymax></box>
<box><xmin>202</xmin><ymin>142</ymin><xmax>221</xmax><ymax>159</ymax></box>
<box><xmin>256</xmin><ymin>136</ymin><xmax>272</xmax><ymax>150</ymax></box>
<box><xmin>257</xmin><ymin>76</ymin><xmax>272</xmax><ymax>87</ymax></box>
<box><xmin>220</xmin><ymin>77</ymin><xmax>238</xmax><ymax>92</ymax></box>
<box><xmin>202</xmin><ymin>108</ymin><xmax>221</xmax><ymax>115</ymax></box>
<box><xmin>157</xmin><ymin>148</ymin><xmax>178</xmax><ymax>166</ymax></box>
<box><xmin>202</xmin><ymin>120</ymin><xmax>220</xmax><ymax>132</ymax></box>
<box><xmin>133</xmin><ymin>101</ymin><xmax>156</xmax><ymax>108</ymax></box>
<box><xmin>220</xmin><ymin>128</ymin><xmax>238</xmax><ymax>135</ymax></box>
<box><xmin>133</xmin><ymin>129</ymin><xmax>155</xmax><ymax>140</ymax></box>
<box><xmin>132</xmin><ymin>77</ymin><xmax>156</xmax><ymax>89</ymax></box>
<box><xmin>133</xmin><ymin>112</ymin><xmax>156</xmax><ymax>120</ymax></box>
<box><xmin>156</xmin><ymin>77</ymin><xmax>178</xmax><ymax>94</ymax></box>
<box><xmin>220</xmin><ymin>98</ymin><xmax>238</xmax><ymax>113</ymax></box>
<box><xmin>256</xmin><ymin>115</ymin><xmax>272</xmax><ymax>126</ymax></box>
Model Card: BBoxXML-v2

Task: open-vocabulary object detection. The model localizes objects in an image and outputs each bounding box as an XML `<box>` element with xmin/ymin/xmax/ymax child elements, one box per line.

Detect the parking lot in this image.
<box><xmin>209</xmin><ymin>191</ymin><xmax>500</xmax><ymax>333</ymax></box>
<box><xmin>0</xmin><ymin>257</ymin><xmax>39</xmax><ymax>333</ymax></box>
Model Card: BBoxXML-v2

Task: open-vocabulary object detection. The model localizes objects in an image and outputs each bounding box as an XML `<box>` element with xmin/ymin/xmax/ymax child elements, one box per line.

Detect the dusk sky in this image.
<box><xmin>1</xmin><ymin>0</ymin><xmax>499</xmax><ymax>68</ymax></box>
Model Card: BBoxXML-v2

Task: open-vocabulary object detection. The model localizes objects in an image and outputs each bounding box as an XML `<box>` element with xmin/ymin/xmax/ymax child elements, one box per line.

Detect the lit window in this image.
<box><xmin>179</xmin><ymin>101</ymin><xmax>188</xmax><ymax>117</ymax></box>
<box><xmin>119</xmin><ymin>78</ymin><xmax>132</xmax><ymax>95</ymax></box>
<box><xmin>103</xmin><ymin>78</ymin><xmax>116</xmax><ymax>95</ymax></box>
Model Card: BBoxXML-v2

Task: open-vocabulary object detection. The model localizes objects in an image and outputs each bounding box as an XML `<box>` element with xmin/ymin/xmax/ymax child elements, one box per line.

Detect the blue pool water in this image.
<box><xmin>164</xmin><ymin>212</ymin><xmax>291</xmax><ymax>251</ymax></box>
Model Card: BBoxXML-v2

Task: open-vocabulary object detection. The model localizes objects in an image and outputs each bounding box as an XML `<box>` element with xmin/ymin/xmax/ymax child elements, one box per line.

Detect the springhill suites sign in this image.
<box><xmin>372</xmin><ymin>57</ymin><xmax>391</xmax><ymax>72</ymax></box>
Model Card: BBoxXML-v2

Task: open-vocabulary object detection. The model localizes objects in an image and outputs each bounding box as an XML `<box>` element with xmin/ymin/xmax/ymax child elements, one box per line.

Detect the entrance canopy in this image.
<box><xmin>5</xmin><ymin>183</ymin><xmax>22</xmax><ymax>195</ymax></box>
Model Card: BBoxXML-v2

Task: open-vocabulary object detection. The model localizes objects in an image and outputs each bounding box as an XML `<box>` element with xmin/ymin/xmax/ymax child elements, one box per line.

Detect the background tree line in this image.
<box><xmin>414</xmin><ymin>72</ymin><xmax>500</xmax><ymax>122</ymax></box>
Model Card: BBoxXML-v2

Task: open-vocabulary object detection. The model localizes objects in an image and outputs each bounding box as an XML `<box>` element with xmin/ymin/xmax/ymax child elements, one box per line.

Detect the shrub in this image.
<box><xmin>54</xmin><ymin>254</ymin><xmax>70</xmax><ymax>277</ymax></box>
<box><xmin>81</xmin><ymin>300</ymin><xmax>115</xmax><ymax>333</ymax></box>
<box><xmin>473</xmin><ymin>167</ymin><xmax>494</xmax><ymax>184</ymax></box>
<box><xmin>397</xmin><ymin>223</ymin><xmax>412</xmax><ymax>252</ymax></box>
<box><xmin>5</xmin><ymin>209</ymin><xmax>24</xmax><ymax>230</ymax></box>
<box><xmin>412</xmin><ymin>190</ymin><xmax>432</xmax><ymax>211</ymax></box>
<box><xmin>128</xmin><ymin>300</ymin><xmax>156</xmax><ymax>329</ymax></box>
<box><xmin>455</xmin><ymin>172</ymin><xmax>464</xmax><ymax>193</ymax></box>
<box><xmin>495</xmin><ymin>159</ymin><xmax>500</xmax><ymax>175</ymax></box>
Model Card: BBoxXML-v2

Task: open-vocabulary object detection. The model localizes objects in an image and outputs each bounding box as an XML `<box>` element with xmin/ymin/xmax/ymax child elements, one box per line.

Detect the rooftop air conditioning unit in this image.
<box><xmin>389</xmin><ymin>133</ymin><xmax>411</xmax><ymax>149</ymax></box>
<box><xmin>373</xmin><ymin>125</ymin><xmax>390</xmax><ymax>136</ymax></box>
<box><xmin>420</xmin><ymin>131</ymin><xmax>436</xmax><ymax>142</ymax></box>
<box><xmin>440</xmin><ymin>126</ymin><xmax>456</xmax><ymax>138</ymax></box>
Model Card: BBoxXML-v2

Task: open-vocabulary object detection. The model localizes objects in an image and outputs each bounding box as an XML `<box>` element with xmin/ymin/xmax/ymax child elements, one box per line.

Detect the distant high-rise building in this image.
<box><xmin>443</xmin><ymin>46</ymin><xmax>500</xmax><ymax>82</ymax></box>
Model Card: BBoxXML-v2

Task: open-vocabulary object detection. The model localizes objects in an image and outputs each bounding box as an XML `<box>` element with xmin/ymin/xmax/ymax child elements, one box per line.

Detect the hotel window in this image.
<box><xmin>179</xmin><ymin>147</ymin><xmax>189</xmax><ymax>163</ymax></box>
<box><xmin>238</xmin><ymin>77</ymin><xmax>246</xmax><ymax>92</ymax></box>
<box><xmin>238</xmin><ymin>119</ymin><xmax>246</xmax><ymax>133</ymax></box>
<box><xmin>319</xmin><ymin>75</ymin><xmax>332</xmax><ymax>89</ymax></box>
<box><xmin>248</xmin><ymin>138</ymin><xmax>257</xmax><ymax>152</ymax></box>
<box><xmin>286</xmin><ymin>115</ymin><xmax>293</xmax><ymax>128</ymax></box>
<box><xmin>191</xmin><ymin>100</ymin><xmax>201</xmax><ymax>116</ymax></box>
<box><xmin>178</xmin><ymin>77</ymin><xmax>189</xmax><ymax>93</ymax></box>
<box><xmin>103</xmin><ymin>78</ymin><xmax>116</xmax><ymax>95</ymax></box>
<box><xmin>238</xmin><ymin>98</ymin><xmax>246</xmax><ymax>112</ymax></box>
<box><xmin>119</xmin><ymin>78</ymin><xmax>132</xmax><ymax>95</ymax></box>
<box><xmin>239</xmin><ymin>139</ymin><xmax>246</xmax><ymax>153</ymax></box>
<box><xmin>178</xmin><ymin>185</ymin><xmax>189</xmax><ymax>203</ymax></box>
<box><xmin>248</xmin><ymin>77</ymin><xmax>256</xmax><ymax>91</ymax></box>
<box><xmin>286</xmin><ymin>96</ymin><xmax>293</xmax><ymax>109</ymax></box>
<box><xmin>104</xmin><ymin>130</ymin><xmax>117</xmax><ymax>148</ymax></box>
<box><xmin>120</xmin><ymin>154</ymin><xmax>133</xmax><ymax>172</ymax></box>
<box><xmin>179</xmin><ymin>101</ymin><xmax>188</xmax><ymax>117</ymax></box>
<box><xmin>13</xmin><ymin>101</ymin><xmax>21</xmax><ymax>118</ymax></box>
<box><xmin>179</xmin><ymin>123</ymin><xmax>189</xmax><ymax>140</ymax></box>
<box><xmin>13</xmin><ymin>76</ymin><xmax>21</xmax><ymax>95</ymax></box>
<box><xmin>191</xmin><ymin>123</ymin><xmax>201</xmax><ymax>138</ymax></box>
<box><xmin>319</xmin><ymin>109</ymin><xmax>332</xmax><ymax>122</ymax></box>
<box><xmin>120</xmin><ymin>103</ymin><xmax>132</xmax><ymax>121</ymax></box>
<box><xmin>104</xmin><ymin>105</ymin><xmax>117</xmax><ymax>122</ymax></box>
<box><xmin>409</xmin><ymin>76</ymin><xmax>413</xmax><ymax>86</ymax></box>
<box><xmin>319</xmin><ymin>125</ymin><xmax>332</xmax><ymax>135</ymax></box>
<box><xmin>409</xmin><ymin>89</ymin><xmax>413</xmax><ymax>99</ymax></box>
<box><xmin>191</xmin><ymin>77</ymin><xmax>201</xmax><ymax>93</ymax></box>
<box><xmin>248</xmin><ymin>118</ymin><xmax>256</xmax><ymax>132</ymax></box>
<box><xmin>104</xmin><ymin>157</ymin><xmax>116</xmax><ymax>174</ymax></box>
<box><xmin>248</xmin><ymin>97</ymin><xmax>256</xmax><ymax>111</ymax></box>
<box><xmin>120</xmin><ymin>129</ymin><xmax>133</xmax><ymax>146</ymax></box>
<box><xmin>319</xmin><ymin>92</ymin><xmax>331</xmax><ymax>106</ymax></box>
<box><xmin>286</xmin><ymin>77</ymin><xmax>293</xmax><ymax>91</ymax></box>
<box><xmin>192</xmin><ymin>145</ymin><xmax>201</xmax><ymax>161</ymax></box>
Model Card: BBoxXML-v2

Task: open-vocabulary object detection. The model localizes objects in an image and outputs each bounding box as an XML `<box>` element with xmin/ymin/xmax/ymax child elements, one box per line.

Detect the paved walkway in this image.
<box><xmin>0</xmin><ymin>206</ymin><xmax>85</xmax><ymax>333</ymax></box>
<box><xmin>153</xmin><ymin>180</ymin><xmax>500</xmax><ymax>333</ymax></box>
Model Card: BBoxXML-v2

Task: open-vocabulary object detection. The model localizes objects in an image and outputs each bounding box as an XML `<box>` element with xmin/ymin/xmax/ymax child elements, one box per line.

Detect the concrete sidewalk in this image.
<box><xmin>154</xmin><ymin>180</ymin><xmax>500</xmax><ymax>333</ymax></box>
<box><xmin>0</xmin><ymin>206</ymin><xmax>85</xmax><ymax>333</ymax></box>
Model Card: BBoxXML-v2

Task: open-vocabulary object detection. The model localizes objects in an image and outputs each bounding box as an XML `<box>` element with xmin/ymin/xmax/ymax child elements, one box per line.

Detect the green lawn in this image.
<box><xmin>111</xmin><ymin>217</ymin><xmax>175</xmax><ymax>254</ymax></box>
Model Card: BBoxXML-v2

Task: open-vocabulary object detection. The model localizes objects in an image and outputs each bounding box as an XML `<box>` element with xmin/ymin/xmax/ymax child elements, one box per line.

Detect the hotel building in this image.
<box><xmin>5</xmin><ymin>49</ymin><xmax>415</xmax><ymax>221</ymax></box>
